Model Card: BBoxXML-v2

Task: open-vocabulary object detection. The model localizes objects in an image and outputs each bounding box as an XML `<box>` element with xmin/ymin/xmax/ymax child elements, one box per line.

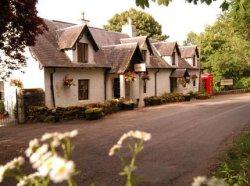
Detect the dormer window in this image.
<box><xmin>193</xmin><ymin>55</ymin><xmax>196</xmax><ymax>66</ymax></box>
<box><xmin>172</xmin><ymin>52</ymin><xmax>176</xmax><ymax>65</ymax></box>
<box><xmin>142</xmin><ymin>50</ymin><xmax>147</xmax><ymax>62</ymax></box>
<box><xmin>77</xmin><ymin>43</ymin><xmax>88</xmax><ymax>63</ymax></box>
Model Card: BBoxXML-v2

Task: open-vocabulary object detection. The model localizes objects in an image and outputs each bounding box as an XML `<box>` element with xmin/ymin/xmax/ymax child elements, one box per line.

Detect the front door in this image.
<box><xmin>113</xmin><ymin>78</ymin><xmax>120</xmax><ymax>98</ymax></box>
<box><xmin>170</xmin><ymin>78</ymin><xmax>177</xmax><ymax>93</ymax></box>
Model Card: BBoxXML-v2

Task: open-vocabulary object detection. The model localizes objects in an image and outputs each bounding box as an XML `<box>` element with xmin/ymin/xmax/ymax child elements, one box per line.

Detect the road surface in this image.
<box><xmin>0</xmin><ymin>93</ymin><xmax>250</xmax><ymax>185</ymax></box>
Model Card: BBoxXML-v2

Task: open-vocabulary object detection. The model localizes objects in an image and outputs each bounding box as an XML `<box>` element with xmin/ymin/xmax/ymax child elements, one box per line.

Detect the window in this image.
<box><xmin>193</xmin><ymin>56</ymin><xmax>196</xmax><ymax>66</ymax></box>
<box><xmin>142</xmin><ymin>50</ymin><xmax>147</xmax><ymax>62</ymax></box>
<box><xmin>172</xmin><ymin>52</ymin><xmax>176</xmax><ymax>65</ymax></box>
<box><xmin>77</xmin><ymin>43</ymin><xmax>88</xmax><ymax>63</ymax></box>
<box><xmin>78</xmin><ymin>79</ymin><xmax>89</xmax><ymax>100</ymax></box>
<box><xmin>0</xmin><ymin>81</ymin><xmax>4</xmax><ymax>100</ymax></box>
<box><xmin>143</xmin><ymin>80</ymin><xmax>147</xmax><ymax>93</ymax></box>
<box><xmin>193</xmin><ymin>79</ymin><xmax>196</xmax><ymax>87</ymax></box>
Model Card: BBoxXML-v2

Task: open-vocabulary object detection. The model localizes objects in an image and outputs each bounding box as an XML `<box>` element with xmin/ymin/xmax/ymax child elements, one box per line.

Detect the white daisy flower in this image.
<box><xmin>109</xmin><ymin>144</ymin><xmax>122</xmax><ymax>156</ymax></box>
<box><xmin>0</xmin><ymin>166</ymin><xmax>6</xmax><ymax>183</ymax></box>
<box><xmin>30</xmin><ymin>144</ymin><xmax>48</xmax><ymax>164</ymax></box>
<box><xmin>192</xmin><ymin>176</ymin><xmax>207</xmax><ymax>186</ymax></box>
<box><xmin>49</xmin><ymin>157</ymin><xmax>75</xmax><ymax>183</ymax></box>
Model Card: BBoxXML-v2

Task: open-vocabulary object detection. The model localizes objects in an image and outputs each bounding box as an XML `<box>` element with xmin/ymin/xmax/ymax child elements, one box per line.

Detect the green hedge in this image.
<box><xmin>85</xmin><ymin>108</ymin><xmax>103</xmax><ymax>120</ymax></box>
<box><xmin>144</xmin><ymin>93</ymin><xmax>185</xmax><ymax>106</ymax></box>
<box><xmin>27</xmin><ymin>99</ymin><xmax>136</xmax><ymax>123</ymax></box>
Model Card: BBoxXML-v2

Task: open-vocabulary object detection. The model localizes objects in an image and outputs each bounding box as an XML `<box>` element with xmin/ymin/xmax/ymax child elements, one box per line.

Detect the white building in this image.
<box><xmin>0</xmin><ymin>18</ymin><xmax>200</xmax><ymax>109</ymax></box>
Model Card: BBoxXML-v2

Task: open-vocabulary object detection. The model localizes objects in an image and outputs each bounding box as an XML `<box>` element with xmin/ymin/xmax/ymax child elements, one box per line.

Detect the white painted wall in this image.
<box><xmin>162</xmin><ymin>48</ymin><xmax>178</xmax><ymax>67</ymax></box>
<box><xmin>129</xmin><ymin>69</ymin><xmax>171</xmax><ymax>100</ymax></box>
<box><xmin>185</xmin><ymin>56</ymin><xmax>197</xmax><ymax>67</ymax></box>
<box><xmin>174</xmin><ymin>69</ymin><xmax>200</xmax><ymax>94</ymax></box>
<box><xmin>44</xmin><ymin>68</ymin><xmax>105</xmax><ymax>108</ymax></box>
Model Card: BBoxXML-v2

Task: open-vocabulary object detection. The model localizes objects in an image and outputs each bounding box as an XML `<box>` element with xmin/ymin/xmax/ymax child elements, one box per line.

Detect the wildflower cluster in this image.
<box><xmin>192</xmin><ymin>176</ymin><xmax>228</xmax><ymax>186</ymax></box>
<box><xmin>109</xmin><ymin>130</ymin><xmax>151</xmax><ymax>186</ymax></box>
<box><xmin>0</xmin><ymin>130</ymin><xmax>78</xmax><ymax>186</ymax></box>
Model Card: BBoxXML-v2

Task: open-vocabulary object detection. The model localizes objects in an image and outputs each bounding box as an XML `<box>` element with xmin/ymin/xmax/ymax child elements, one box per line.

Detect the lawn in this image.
<box><xmin>214</xmin><ymin>130</ymin><xmax>250</xmax><ymax>186</ymax></box>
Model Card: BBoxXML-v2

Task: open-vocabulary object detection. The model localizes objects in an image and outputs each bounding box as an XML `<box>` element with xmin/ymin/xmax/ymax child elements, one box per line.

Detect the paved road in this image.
<box><xmin>0</xmin><ymin>93</ymin><xmax>250</xmax><ymax>186</ymax></box>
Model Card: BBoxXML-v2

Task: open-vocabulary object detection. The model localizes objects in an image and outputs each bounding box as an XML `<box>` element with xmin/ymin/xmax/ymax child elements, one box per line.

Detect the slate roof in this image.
<box><xmin>89</xmin><ymin>27</ymin><xmax>129</xmax><ymax>47</ymax></box>
<box><xmin>179</xmin><ymin>46</ymin><xmax>199</xmax><ymax>58</ymax></box>
<box><xmin>29</xmin><ymin>19</ymin><xmax>182</xmax><ymax>71</ymax></box>
<box><xmin>178</xmin><ymin>58</ymin><xmax>193</xmax><ymax>69</ymax></box>
<box><xmin>30</xmin><ymin>20</ymin><xmax>108</xmax><ymax>68</ymax></box>
<box><xmin>153</xmin><ymin>41</ymin><xmax>179</xmax><ymax>56</ymax></box>
<box><xmin>170</xmin><ymin>69</ymin><xmax>190</xmax><ymax>78</ymax></box>
<box><xmin>102</xmin><ymin>43</ymin><xmax>141</xmax><ymax>73</ymax></box>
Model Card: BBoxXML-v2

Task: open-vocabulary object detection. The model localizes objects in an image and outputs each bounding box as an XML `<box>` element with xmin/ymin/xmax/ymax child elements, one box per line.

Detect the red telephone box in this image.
<box><xmin>201</xmin><ymin>73</ymin><xmax>213</xmax><ymax>95</ymax></box>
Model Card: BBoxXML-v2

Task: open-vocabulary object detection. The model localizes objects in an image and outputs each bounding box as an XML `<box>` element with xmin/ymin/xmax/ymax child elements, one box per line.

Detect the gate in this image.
<box><xmin>0</xmin><ymin>92</ymin><xmax>18</xmax><ymax>126</ymax></box>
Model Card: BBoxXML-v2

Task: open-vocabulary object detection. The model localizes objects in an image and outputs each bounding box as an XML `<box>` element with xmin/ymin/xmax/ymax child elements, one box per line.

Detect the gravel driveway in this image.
<box><xmin>0</xmin><ymin>93</ymin><xmax>250</xmax><ymax>186</ymax></box>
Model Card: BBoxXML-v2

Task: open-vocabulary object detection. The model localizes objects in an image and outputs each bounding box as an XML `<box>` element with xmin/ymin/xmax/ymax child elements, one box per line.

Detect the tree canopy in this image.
<box><xmin>0</xmin><ymin>0</ymin><xmax>46</xmax><ymax>79</ymax></box>
<box><xmin>184</xmin><ymin>0</ymin><xmax>250</xmax><ymax>90</ymax></box>
<box><xmin>104</xmin><ymin>8</ymin><xmax>168</xmax><ymax>41</ymax></box>
<box><xmin>135</xmin><ymin>0</ymin><xmax>238</xmax><ymax>11</ymax></box>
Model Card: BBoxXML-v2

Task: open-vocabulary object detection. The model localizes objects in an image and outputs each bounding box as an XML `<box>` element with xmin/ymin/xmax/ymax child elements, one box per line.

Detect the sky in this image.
<box><xmin>37</xmin><ymin>0</ymin><xmax>223</xmax><ymax>43</ymax></box>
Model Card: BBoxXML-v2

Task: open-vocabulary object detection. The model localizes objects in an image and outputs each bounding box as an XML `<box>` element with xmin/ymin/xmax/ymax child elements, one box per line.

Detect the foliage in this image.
<box><xmin>0</xmin><ymin>0</ymin><xmax>47</xmax><ymax>80</ymax></box>
<box><xmin>104</xmin><ymin>8</ymin><xmax>168</xmax><ymax>41</ymax></box>
<box><xmin>109</xmin><ymin>130</ymin><xmax>151</xmax><ymax>186</ymax></box>
<box><xmin>85</xmin><ymin>108</ymin><xmax>103</xmax><ymax>120</ymax></box>
<box><xmin>144</xmin><ymin>92</ymin><xmax>184</xmax><ymax>106</ymax></box>
<box><xmin>134</xmin><ymin>0</ymin><xmax>239</xmax><ymax>11</ymax></box>
<box><xmin>124</xmin><ymin>71</ymin><xmax>137</xmax><ymax>82</ymax></box>
<box><xmin>188</xmin><ymin>91</ymin><xmax>198</xmax><ymax>99</ymax></box>
<box><xmin>0</xmin><ymin>100</ymin><xmax>5</xmax><ymax>114</ymax></box>
<box><xmin>184</xmin><ymin>1</ymin><xmax>250</xmax><ymax>90</ymax></box>
<box><xmin>0</xmin><ymin>130</ymin><xmax>78</xmax><ymax>185</ymax></box>
<box><xmin>235</xmin><ymin>77</ymin><xmax>250</xmax><ymax>89</ymax></box>
<box><xmin>214</xmin><ymin>131</ymin><xmax>250</xmax><ymax>185</ymax></box>
<box><xmin>10</xmin><ymin>79</ymin><xmax>23</xmax><ymax>88</ymax></box>
<box><xmin>27</xmin><ymin>99</ymin><xmax>136</xmax><ymax>123</ymax></box>
<box><xmin>141</xmin><ymin>72</ymin><xmax>150</xmax><ymax>81</ymax></box>
<box><xmin>196</xmin><ymin>91</ymin><xmax>211</xmax><ymax>99</ymax></box>
<box><xmin>120</xmin><ymin>100</ymin><xmax>136</xmax><ymax>110</ymax></box>
<box><xmin>63</xmin><ymin>76</ymin><xmax>75</xmax><ymax>87</ymax></box>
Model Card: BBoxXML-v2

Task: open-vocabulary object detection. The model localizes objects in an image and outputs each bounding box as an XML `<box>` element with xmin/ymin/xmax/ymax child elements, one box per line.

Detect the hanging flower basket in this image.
<box><xmin>191</xmin><ymin>75</ymin><xmax>198</xmax><ymax>80</ymax></box>
<box><xmin>63</xmin><ymin>76</ymin><xmax>75</xmax><ymax>87</ymax></box>
<box><xmin>124</xmin><ymin>71</ymin><xmax>136</xmax><ymax>82</ymax></box>
<box><xmin>10</xmin><ymin>79</ymin><xmax>23</xmax><ymax>88</ymax></box>
<box><xmin>141</xmin><ymin>72</ymin><xmax>150</xmax><ymax>81</ymax></box>
<box><xmin>178</xmin><ymin>78</ymin><xmax>186</xmax><ymax>87</ymax></box>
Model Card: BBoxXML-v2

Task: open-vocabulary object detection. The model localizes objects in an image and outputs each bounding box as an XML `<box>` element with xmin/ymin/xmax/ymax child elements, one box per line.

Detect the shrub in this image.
<box><xmin>144</xmin><ymin>93</ymin><xmax>184</xmax><ymax>106</ymax></box>
<box><xmin>43</xmin><ymin>115</ymin><xmax>59</xmax><ymax>123</ymax></box>
<box><xmin>184</xmin><ymin>95</ymin><xmax>191</xmax><ymax>101</ymax></box>
<box><xmin>0</xmin><ymin>100</ymin><xmax>5</xmax><ymax>114</ymax></box>
<box><xmin>235</xmin><ymin>77</ymin><xmax>250</xmax><ymax>89</ymax></box>
<box><xmin>196</xmin><ymin>92</ymin><xmax>211</xmax><ymax>100</ymax></box>
<box><xmin>85</xmin><ymin>108</ymin><xmax>103</xmax><ymax>120</ymax></box>
<box><xmin>120</xmin><ymin>100</ymin><xmax>135</xmax><ymax>110</ymax></box>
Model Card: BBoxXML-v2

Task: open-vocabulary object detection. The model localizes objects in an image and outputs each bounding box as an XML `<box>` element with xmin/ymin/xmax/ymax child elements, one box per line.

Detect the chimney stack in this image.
<box><xmin>121</xmin><ymin>18</ymin><xmax>137</xmax><ymax>37</ymax></box>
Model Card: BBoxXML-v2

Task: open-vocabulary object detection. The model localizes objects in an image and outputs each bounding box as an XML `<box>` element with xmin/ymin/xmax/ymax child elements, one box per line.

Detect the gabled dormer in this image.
<box><xmin>57</xmin><ymin>24</ymin><xmax>99</xmax><ymax>64</ymax></box>
<box><xmin>179</xmin><ymin>46</ymin><xmax>199</xmax><ymax>68</ymax></box>
<box><xmin>153</xmin><ymin>41</ymin><xmax>181</xmax><ymax>67</ymax></box>
<box><xmin>120</xmin><ymin>36</ymin><xmax>154</xmax><ymax>65</ymax></box>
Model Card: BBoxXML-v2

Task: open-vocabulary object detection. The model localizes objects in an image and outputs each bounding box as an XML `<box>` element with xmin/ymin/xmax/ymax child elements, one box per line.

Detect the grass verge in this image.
<box><xmin>213</xmin><ymin>131</ymin><xmax>250</xmax><ymax>186</ymax></box>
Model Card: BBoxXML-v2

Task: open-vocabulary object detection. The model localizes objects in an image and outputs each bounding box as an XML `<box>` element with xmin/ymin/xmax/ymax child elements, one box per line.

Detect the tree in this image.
<box><xmin>135</xmin><ymin>0</ymin><xmax>235</xmax><ymax>11</ymax></box>
<box><xmin>0</xmin><ymin>0</ymin><xmax>47</xmax><ymax>79</ymax></box>
<box><xmin>184</xmin><ymin>13</ymin><xmax>250</xmax><ymax>90</ymax></box>
<box><xmin>104</xmin><ymin>9</ymin><xmax>168</xmax><ymax>41</ymax></box>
